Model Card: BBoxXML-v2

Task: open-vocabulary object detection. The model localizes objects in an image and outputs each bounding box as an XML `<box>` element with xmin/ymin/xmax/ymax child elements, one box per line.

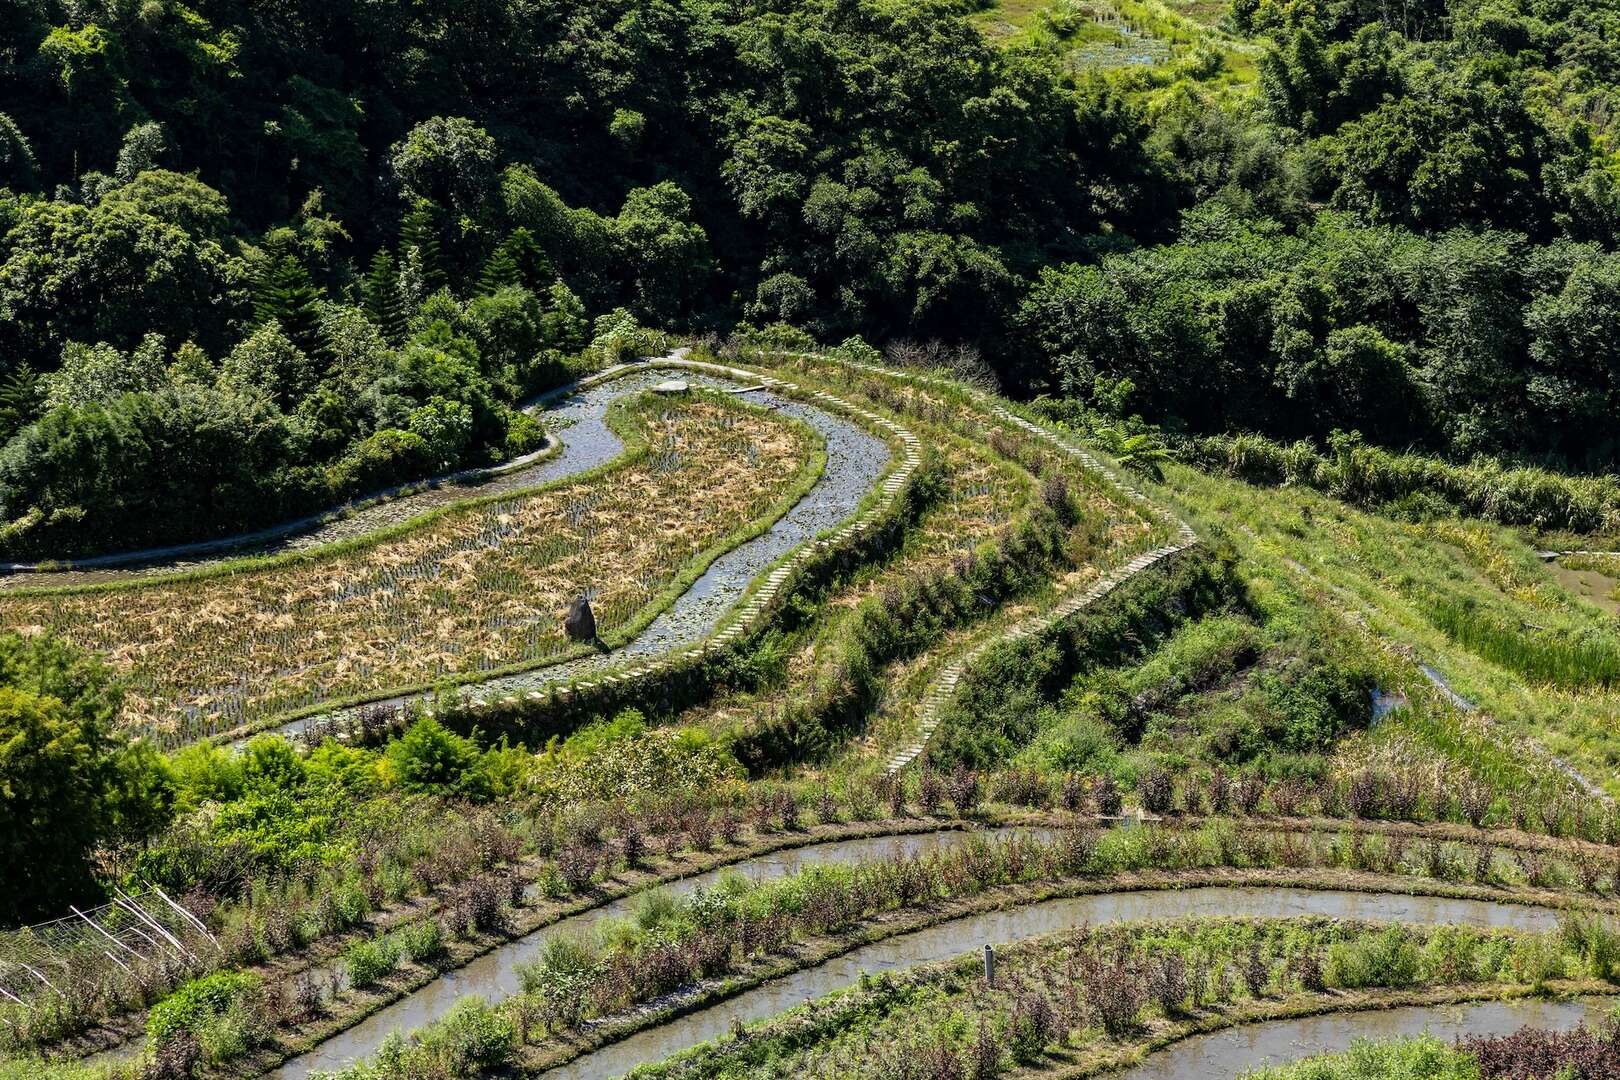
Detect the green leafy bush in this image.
<box><xmin>146</xmin><ymin>971</ymin><xmax>266</xmax><ymax>1062</ymax></box>
<box><xmin>1325</xmin><ymin>926</ymin><xmax>1420</xmax><ymax>989</ymax></box>
<box><xmin>385</xmin><ymin>716</ymin><xmax>482</xmax><ymax>796</ymax></box>
<box><xmin>344</xmin><ymin>936</ymin><xmax>402</xmax><ymax>989</ymax></box>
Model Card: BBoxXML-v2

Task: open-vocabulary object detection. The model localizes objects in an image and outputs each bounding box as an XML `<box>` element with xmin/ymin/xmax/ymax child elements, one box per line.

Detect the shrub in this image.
<box><xmin>1008</xmin><ymin>989</ymin><xmax>1059</xmax><ymax>1063</ymax></box>
<box><xmin>518</xmin><ymin>935</ymin><xmax>599</xmax><ymax>1032</ymax></box>
<box><xmin>918</xmin><ymin>769</ymin><xmax>945</xmax><ymax>815</ymax></box>
<box><xmin>394</xmin><ymin>918</ymin><xmax>446</xmax><ymax>964</ymax></box>
<box><xmin>814</xmin><ymin>786</ymin><xmax>839</xmax><ymax>825</ymax></box>
<box><xmin>621</xmin><ymin>823</ymin><xmax>645</xmax><ymax>868</ymax></box>
<box><xmin>1559</xmin><ymin>913</ymin><xmax>1620</xmax><ymax>981</ymax></box>
<box><xmin>385</xmin><ymin>716</ymin><xmax>482</xmax><ymax>796</ymax></box>
<box><xmin>145</xmin><ymin>971</ymin><xmax>266</xmax><ymax>1063</ymax></box>
<box><xmin>1235</xmin><ymin>773</ymin><xmax>1265</xmax><ymax>815</ymax></box>
<box><xmin>1187</xmin><ymin>430</ymin><xmax>1620</xmax><ymax>534</ymax></box>
<box><xmin>948</xmin><ymin>767</ymin><xmax>981</xmax><ymax>815</ymax></box>
<box><xmin>1091</xmin><ymin>774</ymin><xmax>1122</xmax><ymax>816</ymax></box>
<box><xmin>1289</xmin><ymin>949</ymin><xmax>1326</xmax><ymax>993</ymax></box>
<box><xmin>1060</xmin><ymin>772</ymin><xmax>1086</xmax><ymax>812</ymax></box>
<box><xmin>557</xmin><ymin>844</ymin><xmax>600</xmax><ymax>892</ymax></box>
<box><xmin>1148</xmin><ymin>951</ymin><xmax>1190</xmax><ymax>1015</ymax></box>
<box><xmin>144</xmin><ymin>1030</ymin><xmax>201</xmax><ymax>1080</ymax></box>
<box><xmin>1460</xmin><ymin>780</ymin><xmax>1493</xmax><ymax>827</ymax></box>
<box><xmin>885</xmin><ymin>773</ymin><xmax>909</xmax><ymax>817</ymax></box>
<box><xmin>1326</xmin><ymin>926</ymin><xmax>1420</xmax><ymax>989</ymax></box>
<box><xmin>1137</xmin><ymin>766</ymin><xmax>1173</xmax><ymax>815</ymax></box>
<box><xmin>1075</xmin><ymin>941</ymin><xmax>1145</xmax><ymax>1036</ymax></box>
<box><xmin>1465</xmin><ymin>1018</ymin><xmax>1620</xmax><ymax>1079</ymax></box>
<box><xmin>1241</xmin><ymin>943</ymin><xmax>1270</xmax><ymax>997</ymax></box>
<box><xmin>344</xmin><ymin>936</ymin><xmax>401</xmax><ymax>989</ymax></box>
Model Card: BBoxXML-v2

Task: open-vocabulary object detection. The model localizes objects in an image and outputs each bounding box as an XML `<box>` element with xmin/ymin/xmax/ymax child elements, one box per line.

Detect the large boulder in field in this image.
<box><xmin>564</xmin><ymin>594</ymin><xmax>597</xmax><ymax>642</ymax></box>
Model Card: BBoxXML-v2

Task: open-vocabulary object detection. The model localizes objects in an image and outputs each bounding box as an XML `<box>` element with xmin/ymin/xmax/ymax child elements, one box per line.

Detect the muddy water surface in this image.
<box><xmin>271</xmin><ymin>828</ymin><xmax>1030</xmax><ymax>1079</ymax></box>
<box><xmin>541</xmin><ymin>888</ymin><xmax>1564</xmax><ymax>1080</ymax></box>
<box><xmin>1113</xmin><ymin>996</ymin><xmax>1619</xmax><ymax>1079</ymax></box>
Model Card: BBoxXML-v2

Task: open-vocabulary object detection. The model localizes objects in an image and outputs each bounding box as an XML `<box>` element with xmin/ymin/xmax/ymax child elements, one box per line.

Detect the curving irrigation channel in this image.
<box><xmin>1</xmin><ymin>350</ymin><xmax>894</xmax><ymax>744</ymax></box>
<box><xmin>270</xmin><ymin>362</ymin><xmax>890</xmax><ymax>742</ymax></box>
<box><xmin>270</xmin><ymin>819</ymin><xmax>1570</xmax><ymax>1079</ymax></box>
<box><xmin>1</xmin><ymin>352</ymin><xmax>870</xmax><ymax>588</ymax></box>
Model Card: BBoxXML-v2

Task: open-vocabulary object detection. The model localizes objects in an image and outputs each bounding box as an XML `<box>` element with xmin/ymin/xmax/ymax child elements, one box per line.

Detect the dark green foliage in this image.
<box><xmin>0</xmin><ymin>634</ymin><xmax>172</xmax><ymax>923</ymax></box>
<box><xmin>0</xmin><ymin>0</ymin><xmax>1618</xmax><ymax>550</ymax></box>
<box><xmin>501</xmin><ymin>227</ymin><xmax>554</xmax><ymax>291</ymax></box>
<box><xmin>362</xmin><ymin>250</ymin><xmax>408</xmax><ymax>344</ymax></box>
<box><xmin>0</xmin><ymin>385</ymin><xmax>300</xmax><ymax>556</ymax></box>
<box><xmin>479</xmin><ymin>242</ymin><xmax>522</xmax><ymax>294</ymax></box>
<box><xmin>254</xmin><ymin>253</ymin><xmax>323</xmax><ymax>358</ymax></box>
<box><xmin>399</xmin><ymin>199</ymin><xmax>448</xmax><ymax>300</ymax></box>
<box><xmin>1020</xmin><ymin>213</ymin><xmax>1620</xmax><ymax>467</ymax></box>
<box><xmin>0</xmin><ymin>363</ymin><xmax>43</xmax><ymax>444</ymax></box>
<box><xmin>1187</xmin><ymin>430</ymin><xmax>1620</xmax><ymax>533</ymax></box>
<box><xmin>929</xmin><ymin>550</ymin><xmax>1244</xmax><ymax>769</ymax></box>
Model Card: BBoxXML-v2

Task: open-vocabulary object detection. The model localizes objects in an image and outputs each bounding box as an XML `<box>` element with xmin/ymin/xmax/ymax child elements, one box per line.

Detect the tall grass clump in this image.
<box><xmin>1424</xmin><ymin>593</ymin><xmax>1620</xmax><ymax>688</ymax></box>
<box><xmin>1238</xmin><ymin>1037</ymin><xmax>1480</xmax><ymax>1079</ymax></box>
<box><xmin>1187</xmin><ymin>430</ymin><xmax>1620</xmax><ymax>534</ymax></box>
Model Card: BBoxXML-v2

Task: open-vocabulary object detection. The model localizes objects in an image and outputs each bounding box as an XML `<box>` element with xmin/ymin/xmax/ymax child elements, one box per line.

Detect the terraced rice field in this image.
<box><xmin>15</xmin><ymin>350</ymin><xmax>1620</xmax><ymax>1080</ymax></box>
<box><xmin>0</xmin><ymin>392</ymin><xmax>817</xmax><ymax>743</ymax></box>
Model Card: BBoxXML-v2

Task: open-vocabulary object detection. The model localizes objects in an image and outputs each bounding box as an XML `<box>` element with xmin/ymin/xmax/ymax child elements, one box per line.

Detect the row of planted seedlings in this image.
<box><xmin>301</xmin><ymin>356</ymin><xmax>932</xmax><ymax>752</ymax></box>
<box><xmin>37</xmin><ymin>749</ymin><xmax>1620</xmax><ymax>1077</ymax></box>
<box><xmin>629</xmin><ymin>915</ymin><xmax>1620</xmax><ymax>1080</ymax></box>
<box><xmin>1012</xmin><ymin>754</ymin><xmax>1620</xmax><ymax>843</ymax></box>
<box><xmin>277</xmin><ymin>813</ymin><xmax>1620</xmax><ymax>1080</ymax></box>
<box><xmin>44</xmin><ymin>736</ymin><xmax>1617</xmax><ymax>1067</ymax></box>
<box><xmin>0</xmin><ymin>394</ymin><xmax>817</xmax><ymax>747</ymax></box>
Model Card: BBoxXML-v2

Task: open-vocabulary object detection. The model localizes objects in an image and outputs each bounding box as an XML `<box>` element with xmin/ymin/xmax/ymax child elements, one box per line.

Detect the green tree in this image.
<box><xmin>613</xmin><ymin>182</ymin><xmax>712</xmax><ymax>323</ymax></box>
<box><xmin>0</xmin><ymin>364</ymin><xmax>44</xmax><ymax>444</ymax></box>
<box><xmin>389</xmin><ymin>116</ymin><xmax>499</xmax><ymax>217</ymax></box>
<box><xmin>0</xmin><ymin>111</ymin><xmax>39</xmax><ymax>190</ymax></box>
<box><xmin>399</xmin><ymin>199</ymin><xmax>447</xmax><ymax>303</ymax></box>
<box><xmin>253</xmin><ymin>253</ymin><xmax>323</xmax><ymax>359</ymax></box>
<box><xmin>113</xmin><ymin>120</ymin><xmax>172</xmax><ymax>182</ymax></box>
<box><xmin>46</xmin><ymin>336</ymin><xmax>167</xmax><ymax>411</ymax></box>
<box><xmin>99</xmin><ymin>170</ymin><xmax>230</xmax><ymax>240</ymax></box>
<box><xmin>478</xmin><ymin>241</ymin><xmax>522</xmax><ymax>294</ymax></box>
<box><xmin>362</xmin><ymin>249</ymin><xmax>409</xmax><ymax>344</ymax></box>
<box><xmin>221</xmin><ymin>323</ymin><xmax>317</xmax><ymax>409</ymax></box>
<box><xmin>501</xmin><ymin>227</ymin><xmax>554</xmax><ymax>290</ymax></box>
<box><xmin>0</xmin><ymin>634</ymin><xmax>171</xmax><ymax>923</ymax></box>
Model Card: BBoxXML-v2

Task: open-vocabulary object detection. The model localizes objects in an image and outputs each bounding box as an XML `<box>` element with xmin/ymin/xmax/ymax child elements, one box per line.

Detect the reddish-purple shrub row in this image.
<box><xmin>1466</xmin><ymin>1020</ymin><xmax>1620</xmax><ymax>1079</ymax></box>
<box><xmin>531</xmin><ymin>830</ymin><xmax>1103</xmax><ymax>1034</ymax></box>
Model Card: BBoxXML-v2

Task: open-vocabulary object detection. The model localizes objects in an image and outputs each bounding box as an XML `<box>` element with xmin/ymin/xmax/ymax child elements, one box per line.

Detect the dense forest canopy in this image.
<box><xmin>2</xmin><ymin>0</ymin><xmax>1620</xmax><ymax>554</ymax></box>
